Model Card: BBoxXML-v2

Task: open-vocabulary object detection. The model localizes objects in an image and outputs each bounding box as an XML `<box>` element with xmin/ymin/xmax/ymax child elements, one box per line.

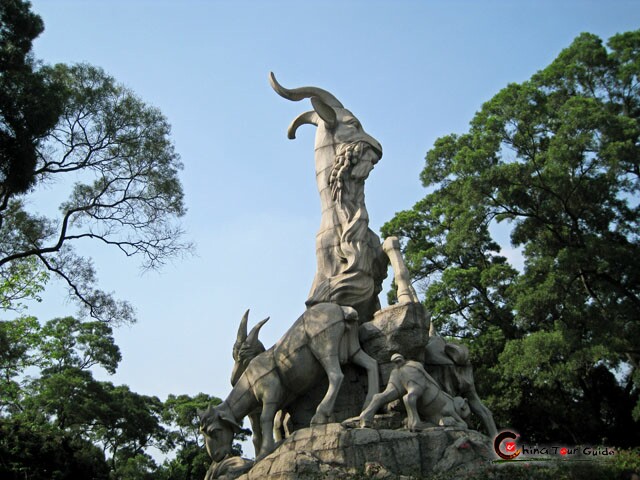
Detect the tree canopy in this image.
<box><xmin>0</xmin><ymin>3</ymin><xmax>224</xmax><ymax>478</ymax></box>
<box><xmin>383</xmin><ymin>30</ymin><xmax>640</xmax><ymax>445</ymax></box>
<box><xmin>0</xmin><ymin>0</ymin><xmax>64</xmax><ymax>197</ymax></box>
<box><xmin>0</xmin><ymin>315</ymin><xmax>236</xmax><ymax>480</ymax></box>
<box><xmin>0</xmin><ymin>1</ymin><xmax>191</xmax><ymax>324</ymax></box>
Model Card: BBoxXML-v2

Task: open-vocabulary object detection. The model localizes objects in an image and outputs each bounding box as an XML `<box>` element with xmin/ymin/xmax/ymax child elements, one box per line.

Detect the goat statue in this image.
<box><xmin>359</xmin><ymin>353</ymin><xmax>471</xmax><ymax>432</ymax></box>
<box><xmin>424</xmin><ymin>327</ymin><xmax>498</xmax><ymax>438</ymax></box>
<box><xmin>229</xmin><ymin>309</ymin><xmax>269</xmax><ymax>455</ymax></box>
<box><xmin>199</xmin><ymin>303</ymin><xmax>379</xmax><ymax>461</ymax></box>
<box><xmin>270</xmin><ymin>73</ymin><xmax>390</xmax><ymax>323</ymax></box>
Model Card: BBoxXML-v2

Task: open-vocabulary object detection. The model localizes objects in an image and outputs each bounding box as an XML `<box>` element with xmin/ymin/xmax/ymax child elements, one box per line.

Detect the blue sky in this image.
<box><xmin>22</xmin><ymin>0</ymin><xmax>639</xmax><ymax>454</ymax></box>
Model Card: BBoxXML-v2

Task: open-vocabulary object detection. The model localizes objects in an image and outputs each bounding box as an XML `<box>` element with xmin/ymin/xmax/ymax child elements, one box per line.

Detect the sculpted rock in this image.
<box><xmin>204</xmin><ymin>457</ymin><xmax>253</xmax><ymax>480</ymax></box>
<box><xmin>232</xmin><ymin>423</ymin><xmax>491</xmax><ymax>480</ymax></box>
<box><xmin>360</xmin><ymin>302</ymin><xmax>430</xmax><ymax>383</ymax></box>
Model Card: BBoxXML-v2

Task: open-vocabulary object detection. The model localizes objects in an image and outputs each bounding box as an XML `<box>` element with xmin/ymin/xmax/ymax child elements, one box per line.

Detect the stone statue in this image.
<box><xmin>382</xmin><ymin>236</ymin><xmax>420</xmax><ymax>304</ymax></box>
<box><xmin>199</xmin><ymin>303</ymin><xmax>379</xmax><ymax>460</ymax></box>
<box><xmin>359</xmin><ymin>353</ymin><xmax>470</xmax><ymax>431</ymax></box>
<box><xmin>424</xmin><ymin>329</ymin><xmax>497</xmax><ymax>437</ymax></box>
<box><xmin>230</xmin><ymin>310</ymin><xmax>269</xmax><ymax>454</ymax></box>
<box><xmin>270</xmin><ymin>73</ymin><xmax>389</xmax><ymax>323</ymax></box>
<box><xmin>230</xmin><ymin>311</ymin><xmax>292</xmax><ymax>444</ymax></box>
<box><xmin>198</xmin><ymin>74</ymin><xmax>494</xmax><ymax>479</ymax></box>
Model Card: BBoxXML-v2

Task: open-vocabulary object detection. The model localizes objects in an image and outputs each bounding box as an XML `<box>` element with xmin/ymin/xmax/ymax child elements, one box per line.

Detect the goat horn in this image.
<box><xmin>287</xmin><ymin>111</ymin><xmax>318</xmax><ymax>139</ymax></box>
<box><xmin>233</xmin><ymin>309</ymin><xmax>249</xmax><ymax>359</ymax></box>
<box><xmin>269</xmin><ymin>72</ymin><xmax>343</xmax><ymax>108</ymax></box>
<box><xmin>246</xmin><ymin>317</ymin><xmax>270</xmax><ymax>346</ymax></box>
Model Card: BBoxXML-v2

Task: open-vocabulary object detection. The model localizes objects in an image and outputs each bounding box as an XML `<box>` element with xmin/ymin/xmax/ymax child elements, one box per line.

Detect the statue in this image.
<box><xmin>359</xmin><ymin>353</ymin><xmax>470</xmax><ymax>431</ymax></box>
<box><xmin>424</xmin><ymin>329</ymin><xmax>497</xmax><ymax>437</ymax></box>
<box><xmin>199</xmin><ymin>303</ymin><xmax>379</xmax><ymax>460</ymax></box>
<box><xmin>230</xmin><ymin>310</ymin><xmax>292</xmax><ymax>445</ymax></box>
<box><xmin>197</xmin><ymin>74</ymin><xmax>494</xmax><ymax>479</ymax></box>
<box><xmin>270</xmin><ymin>73</ymin><xmax>389</xmax><ymax>322</ymax></box>
<box><xmin>230</xmin><ymin>310</ymin><xmax>269</xmax><ymax>454</ymax></box>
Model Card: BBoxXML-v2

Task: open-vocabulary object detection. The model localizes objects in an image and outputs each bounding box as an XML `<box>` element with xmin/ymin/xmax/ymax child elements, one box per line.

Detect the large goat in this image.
<box><xmin>269</xmin><ymin>73</ymin><xmax>389</xmax><ymax>323</ymax></box>
<box><xmin>199</xmin><ymin>303</ymin><xmax>379</xmax><ymax>461</ymax></box>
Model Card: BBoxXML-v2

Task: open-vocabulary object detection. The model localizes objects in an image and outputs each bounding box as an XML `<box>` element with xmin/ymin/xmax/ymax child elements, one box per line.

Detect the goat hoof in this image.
<box><xmin>359</xmin><ymin>418</ymin><xmax>373</xmax><ymax>429</ymax></box>
<box><xmin>310</xmin><ymin>412</ymin><xmax>329</xmax><ymax>425</ymax></box>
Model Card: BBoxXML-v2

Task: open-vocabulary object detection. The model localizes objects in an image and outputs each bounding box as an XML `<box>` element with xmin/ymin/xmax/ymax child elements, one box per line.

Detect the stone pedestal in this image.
<box><xmin>236</xmin><ymin>423</ymin><xmax>491</xmax><ymax>480</ymax></box>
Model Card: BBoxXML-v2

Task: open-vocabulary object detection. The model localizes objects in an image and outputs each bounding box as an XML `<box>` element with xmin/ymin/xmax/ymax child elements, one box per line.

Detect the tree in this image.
<box><xmin>383</xmin><ymin>30</ymin><xmax>640</xmax><ymax>445</ymax></box>
<box><xmin>0</xmin><ymin>0</ymin><xmax>64</xmax><ymax>197</ymax></box>
<box><xmin>0</xmin><ymin>413</ymin><xmax>110</xmax><ymax>480</ymax></box>
<box><xmin>0</xmin><ymin>2</ymin><xmax>190</xmax><ymax>324</ymax></box>
<box><xmin>0</xmin><ymin>315</ymin><xmax>170</xmax><ymax>477</ymax></box>
<box><xmin>0</xmin><ymin>316</ymin><xmax>244</xmax><ymax>479</ymax></box>
<box><xmin>159</xmin><ymin>393</ymin><xmax>223</xmax><ymax>480</ymax></box>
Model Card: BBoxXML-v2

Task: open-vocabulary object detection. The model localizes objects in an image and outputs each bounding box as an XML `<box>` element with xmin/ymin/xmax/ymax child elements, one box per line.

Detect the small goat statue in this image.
<box><xmin>199</xmin><ymin>303</ymin><xmax>379</xmax><ymax>461</ymax></box>
<box><xmin>424</xmin><ymin>325</ymin><xmax>498</xmax><ymax>437</ymax></box>
<box><xmin>229</xmin><ymin>309</ymin><xmax>269</xmax><ymax>454</ymax></box>
<box><xmin>359</xmin><ymin>353</ymin><xmax>471</xmax><ymax>431</ymax></box>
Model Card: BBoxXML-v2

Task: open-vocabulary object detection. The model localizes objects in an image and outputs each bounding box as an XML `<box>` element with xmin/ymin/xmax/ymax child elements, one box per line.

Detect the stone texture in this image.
<box><xmin>234</xmin><ymin>423</ymin><xmax>491</xmax><ymax>480</ymax></box>
<box><xmin>199</xmin><ymin>303</ymin><xmax>379</xmax><ymax>460</ymax></box>
<box><xmin>360</xmin><ymin>302</ymin><xmax>430</xmax><ymax>384</ymax></box>
<box><xmin>280</xmin><ymin>303</ymin><xmax>430</xmax><ymax>433</ymax></box>
<box><xmin>270</xmin><ymin>72</ymin><xmax>386</xmax><ymax>324</ymax></box>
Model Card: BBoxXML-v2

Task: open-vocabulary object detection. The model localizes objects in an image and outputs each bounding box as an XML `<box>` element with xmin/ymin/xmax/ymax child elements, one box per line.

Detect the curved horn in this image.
<box><xmin>287</xmin><ymin>111</ymin><xmax>318</xmax><ymax>139</ymax></box>
<box><xmin>246</xmin><ymin>317</ymin><xmax>269</xmax><ymax>346</ymax></box>
<box><xmin>233</xmin><ymin>309</ymin><xmax>249</xmax><ymax>360</ymax></box>
<box><xmin>269</xmin><ymin>72</ymin><xmax>343</xmax><ymax>108</ymax></box>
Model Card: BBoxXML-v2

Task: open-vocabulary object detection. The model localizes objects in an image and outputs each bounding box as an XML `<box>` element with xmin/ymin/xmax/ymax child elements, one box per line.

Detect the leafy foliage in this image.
<box><xmin>0</xmin><ymin>1</ymin><xmax>191</xmax><ymax>325</ymax></box>
<box><xmin>0</xmin><ymin>0</ymin><xmax>65</xmax><ymax>196</ymax></box>
<box><xmin>0</xmin><ymin>315</ymin><xmax>235</xmax><ymax>479</ymax></box>
<box><xmin>383</xmin><ymin>30</ymin><xmax>640</xmax><ymax>445</ymax></box>
<box><xmin>0</xmin><ymin>62</ymin><xmax>191</xmax><ymax>324</ymax></box>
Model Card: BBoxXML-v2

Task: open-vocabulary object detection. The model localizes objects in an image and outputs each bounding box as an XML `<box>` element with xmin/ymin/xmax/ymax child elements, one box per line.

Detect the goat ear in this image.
<box><xmin>219</xmin><ymin>409</ymin><xmax>243</xmax><ymax>434</ymax></box>
<box><xmin>311</xmin><ymin>96</ymin><xmax>337</xmax><ymax>129</ymax></box>
<box><xmin>444</xmin><ymin>343</ymin><xmax>469</xmax><ymax>365</ymax></box>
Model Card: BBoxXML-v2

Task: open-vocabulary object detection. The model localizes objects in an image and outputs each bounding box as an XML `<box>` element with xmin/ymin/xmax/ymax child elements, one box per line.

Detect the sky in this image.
<box><xmin>19</xmin><ymin>0</ymin><xmax>640</xmax><ymax>455</ymax></box>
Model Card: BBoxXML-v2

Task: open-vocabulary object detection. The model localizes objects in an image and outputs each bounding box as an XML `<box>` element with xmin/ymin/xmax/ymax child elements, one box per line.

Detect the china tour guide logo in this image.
<box><xmin>493</xmin><ymin>430</ymin><xmax>615</xmax><ymax>461</ymax></box>
<box><xmin>494</xmin><ymin>431</ymin><xmax>522</xmax><ymax>460</ymax></box>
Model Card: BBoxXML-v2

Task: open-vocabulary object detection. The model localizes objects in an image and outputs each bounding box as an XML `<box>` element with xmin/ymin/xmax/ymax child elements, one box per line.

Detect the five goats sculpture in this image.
<box><xmin>198</xmin><ymin>74</ymin><xmax>496</xmax><ymax>477</ymax></box>
<box><xmin>199</xmin><ymin>302</ymin><xmax>379</xmax><ymax>461</ymax></box>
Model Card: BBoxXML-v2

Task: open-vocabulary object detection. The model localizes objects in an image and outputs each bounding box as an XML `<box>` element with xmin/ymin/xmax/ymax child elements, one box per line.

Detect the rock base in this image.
<box><xmin>235</xmin><ymin>423</ymin><xmax>491</xmax><ymax>480</ymax></box>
